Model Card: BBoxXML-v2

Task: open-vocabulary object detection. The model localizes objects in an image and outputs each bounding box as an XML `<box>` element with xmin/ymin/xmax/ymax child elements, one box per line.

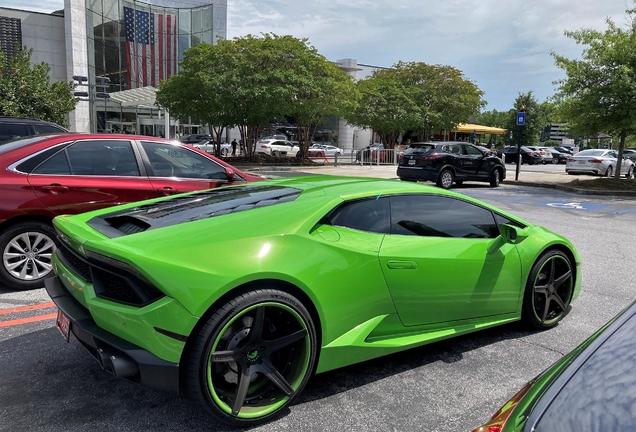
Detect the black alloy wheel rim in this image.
<box><xmin>532</xmin><ymin>255</ymin><xmax>573</xmax><ymax>326</ymax></box>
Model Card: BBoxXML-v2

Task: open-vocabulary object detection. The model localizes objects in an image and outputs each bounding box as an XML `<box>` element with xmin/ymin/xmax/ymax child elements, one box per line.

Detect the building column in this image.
<box><xmin>64</xmin><ymin>0</ymin><xmax>90</xmax><ymax>132</ymax></box>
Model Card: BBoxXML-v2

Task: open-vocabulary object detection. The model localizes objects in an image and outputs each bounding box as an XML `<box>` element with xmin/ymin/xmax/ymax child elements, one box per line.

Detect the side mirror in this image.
<box><xmin>225</xmin><ymin>168</ymin><xmax>235</xmax><ymax>182</ymax></box>
<box><xmin>500</xmin><ymin>223</ymin><xmax>527</xmax><ymax>244</ymax></box>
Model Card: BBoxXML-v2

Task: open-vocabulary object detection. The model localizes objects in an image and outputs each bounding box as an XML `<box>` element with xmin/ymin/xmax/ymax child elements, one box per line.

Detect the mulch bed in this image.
<box><xmin>566</xmin><ymin>178</ymin><xmax>636</xmax><ymax>191</ymax></box>
<box><xmin>220</xmin><ymin>155</ymin><xmax>320</xmax><ymax>166</ymax></box>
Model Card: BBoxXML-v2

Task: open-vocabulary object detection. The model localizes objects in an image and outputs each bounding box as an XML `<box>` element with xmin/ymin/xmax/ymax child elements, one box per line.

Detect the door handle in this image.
<box><xmin>161</xmin><ymin>186</ymin><xmax>179</xmax><ymax>196</ymax></box>
<box><xmin>41</xmin><ymin>184</ymin><xmax>69</xmax><ymax>195</ymax></box>
<box><xmin>387</xmin><ymin>260</ymin><xmax>417</xmax><ymax>269</ymax></box>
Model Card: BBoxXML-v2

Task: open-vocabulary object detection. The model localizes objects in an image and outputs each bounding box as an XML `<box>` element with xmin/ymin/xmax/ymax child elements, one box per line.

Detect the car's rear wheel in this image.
<box><xmin>522</xmin><ymin>250</ymin><xmax>574</xmax><ymax>330</ymax></box>
<box><xmin>626</xmin><ymin>166</ymin><xmax>635</xmax><ymax>179</ymax></box>
<box><xmin>187</xmin><ymin>289</ymin><xmax>317</xmax><ymax>426</ymax></box>
<box><xmin>436</xmin><ymin>169</ymin><xmax>454</xmax><ymax>189</ymax></box>
<box><xmin>605</xmin><ymin>166</ymin><xmax>613</xmax><ymax>177</ymax></box>
<box><xmin>551</xmin><ymin>158</ymin><xmax>558</xmax><ymax>164</ymax></box>
<box><xmin>489</xmin><ymin>169</ymin><xmax>501</xmax><ymax>187</ymax></box>
<box><xmin>0</xmin><ymin>221</ymin><xmax>57</xmax><ymax>291</ymax></box>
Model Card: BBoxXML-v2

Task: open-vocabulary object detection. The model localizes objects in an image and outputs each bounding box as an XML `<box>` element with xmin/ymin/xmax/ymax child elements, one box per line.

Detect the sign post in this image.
<box><xmin>515</xmin><ymin>108</ymin><xmax>526</xmax><ymax>181</ymax></box>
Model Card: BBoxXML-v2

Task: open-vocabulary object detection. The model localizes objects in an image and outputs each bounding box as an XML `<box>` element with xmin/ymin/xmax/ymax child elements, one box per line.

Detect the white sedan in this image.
<box><xmin>566</xmin><ymin>149</ymin><xmax>634</xmax><ymax>177</ymax></box>
<box><xmin>192</xmin><ymin>141</ymin><xmax>232</xmax><ymax>156</ymax></box>
<box><xmin>255</xmin><ymin>139</ymin><xmax>300</xmax><ymax>157</ymax></box>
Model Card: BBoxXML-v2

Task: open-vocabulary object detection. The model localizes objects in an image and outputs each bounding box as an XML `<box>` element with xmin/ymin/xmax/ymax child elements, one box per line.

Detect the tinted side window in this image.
<box><xmin>0</xmin><ymin>123</ymin><xmax>31</xmax><ymax>141</ymax></box>
<box><xmin>390</xmin><ymin>195</ymin><xmax>499</xmax><ymax>238</ymax></box>
<box><xmin>32</xmin><ymin>151</ymin><xmax>71</xmax><ymax>175</ymax></box>
<box><xmin>465</xmin><ymin>145</ymin><xmax>483</xmax><ymax>156</ymax></box>
<box><xmin>494</xmin><ymin>213</ymin><xmax>525</xmax><ymax>229</ymax></box>
<box><xmin>141</xmin><ymin>141</ymin><xmax>226</xmax><ymax>179</ymax></box>
<box><xmin>66</xmin><ymin>140</ymin><xmax>139</xmax><ymax>176</ymax></box>
<box><xmin>32</xmin><ymin>124</ymin><xmax>66</xmax><ymax>134</ymax></box>
<box><xmin>329</xmin><ymin>197</ymin><xmax>390</xmax><ymax>233</ymax></box>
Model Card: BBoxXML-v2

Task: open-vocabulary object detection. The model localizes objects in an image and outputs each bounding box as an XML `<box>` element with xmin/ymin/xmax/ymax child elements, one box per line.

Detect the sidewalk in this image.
<box><xmin>241</xmin><ymin>163</ymin><xmax>636</xmax><ymax>197</ymax></box>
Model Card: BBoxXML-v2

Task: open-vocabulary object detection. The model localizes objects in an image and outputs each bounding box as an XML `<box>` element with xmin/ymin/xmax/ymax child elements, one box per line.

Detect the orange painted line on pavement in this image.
<box><xmin>0</xmin><ymin>313</ymin><xmax>58</xmax><ymax>328</ymax></box>
<box><xmin>0</xmin><ymin>302</ymin><xmax>55</xmax><ymax>315</ymax></box>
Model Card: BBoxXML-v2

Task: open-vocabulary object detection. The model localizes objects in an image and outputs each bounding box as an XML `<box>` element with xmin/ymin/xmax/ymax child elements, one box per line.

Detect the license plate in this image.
<box><xmin>55</xmin><ymin>309</ymin><xmax>71</xmax><ymax>343</ymax></box>
<box><xmin>408</xmin><ymin>159</ymin><xmax>415</xmax><ymax>165</ymax></box>
<box><xmin>578</xmin><ymin>160</ymin><xmax>585</xmax><ymax>164</ymax></box>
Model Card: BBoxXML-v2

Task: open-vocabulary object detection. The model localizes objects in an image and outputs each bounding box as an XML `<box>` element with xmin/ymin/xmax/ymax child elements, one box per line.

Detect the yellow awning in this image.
<box><xmin>454</xmin><ymin>123</ymin><xmax>507</xmax><ymax>135</ymax></box>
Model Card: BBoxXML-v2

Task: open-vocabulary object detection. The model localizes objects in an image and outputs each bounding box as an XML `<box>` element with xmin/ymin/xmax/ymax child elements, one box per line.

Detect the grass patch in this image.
<box><xmin>566</xmin><ymin>178</ymin><xmax>636</xmax><ymax>191</ymax></box>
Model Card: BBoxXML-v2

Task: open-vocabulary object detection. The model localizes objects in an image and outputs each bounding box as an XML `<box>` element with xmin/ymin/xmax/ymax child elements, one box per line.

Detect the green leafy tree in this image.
<box><xmin>505</xmin><ymin>92</ymin><xmax>542</xmax><ymax>148</ymax></box>
<box><xmin>345</xmin><ymin>69</ymin><xmax>422</xmax><ymax>148</ymax></box>
<box><xmin>551</xmin><ymin>6</ymin><xmax>636</xmax><ymax>178</ymax></box>
<box><xmin>157</xmin><ymin>34</ymin><xmax>354</xmax><ymax>157</ymax></box>
<box><xmin>0</xmin><ymin>46</ymin><xmax>77</xmax><ymax>126</ymax></box>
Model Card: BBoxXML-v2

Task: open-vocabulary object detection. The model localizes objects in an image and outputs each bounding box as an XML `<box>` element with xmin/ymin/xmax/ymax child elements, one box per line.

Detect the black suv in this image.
<box><xmin>0</xmin><ymin>116</ymin><xmax>68</xmax><ymax>143</ymax></box>
<box><xmin>397</xmin><ymin>142</ymin><xmax>506</xmax><ymax>189</ymax></box>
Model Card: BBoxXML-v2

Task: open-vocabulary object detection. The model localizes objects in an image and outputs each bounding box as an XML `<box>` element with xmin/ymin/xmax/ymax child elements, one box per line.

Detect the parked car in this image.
<box><xmin>192</xmin><ymin>140</ymin><xmax>232</xmax><ymax>156</ymax></box>
<box><xmin>526</xmin><ymin>146</ymin><xmax>553</xmax><ymax>164</ymax></box>
<box><xmin>0</xmin><ymin>133</ymin><xmax>265</xmax><ymax>291</ymax></box>
<box><xmin>472</xmin><ymin>298</ymin><xmax>636</xmax><ymax>432</ymax></box>
<box><xmin>565</xmin><ymin>149</ymin><xmax>635</xmax><ymax>177</ymax></box>
<box><xmin>476</xmin><ymin>145</ymin><xmax>497</xmax><ymax>157</ymax></box>
<box><xmin>255</xmin><ymin>139</ymin><xmax>300</xmax><ymax>157</ymax></box>
<box><xmin>546</xmin><ymin>148</ymin><xmax>568</xmax><ymax>164</ymax></box>
<box><xmin>555</xmin><ymin>146</ymin><xmax>574</xmax><ymax>155</ymax></box>
<box><xmin>181</xmin><ymin>134</ymin><xmax>211</xmax><ymax>144</ymax></box>
<box><xmin>46</xmin><ymin>176</ymin><xmax>581</xmax><ymax>426</ymax></box>
<box><xmin>397</xmin><ymin>141</ymin><xmax>506</xmax><ymax>189</ymax></box>
<box><xmin>316</xmin><ymin>145</ymin><xmax>343</xmax><ymax>156</ymax></box>
<box><xmin>623</xmin><ymin>148</ymin><xmax>636</xmax><ymax>164</ymax></box>
<box><xmin>0</xmin><ymin>116</ymin><xmax>68</xmax><ymax>143</ymax></box>
<box><xmin>498</xmin><ymin>146</ymin><xmax>543</xmax><ymax>165</ymax></box>
<box><xmin>258</xmin><ymin>134</ymin><xmax>288</xmax><ymax>141</ymax></box>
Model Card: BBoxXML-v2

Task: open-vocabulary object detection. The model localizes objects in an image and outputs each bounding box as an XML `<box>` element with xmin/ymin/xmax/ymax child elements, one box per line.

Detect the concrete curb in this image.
<box><xmin>505</xmin><ymin>180</ymin><xmax>636</xmax><ymax>197</ymax></box>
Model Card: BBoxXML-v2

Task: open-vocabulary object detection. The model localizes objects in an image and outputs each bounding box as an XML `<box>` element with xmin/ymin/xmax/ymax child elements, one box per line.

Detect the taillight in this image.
<box><xmin>471</xmin><ymin>382</ymin><xmax>533</xmax><ymax>432</ymax></box>
<box><xmin>588</xmin><ymin>159</ymin><xmax>603</xmax><ymax>163</ymax></box>
<box><xmin>261</xmin><ymin>145</ymin><xmax>270</xmax><ymax>148</ymax></box>
<box><xmin>420</xmin><ymin>153</ymin><xmax>442</xmax><ymax>161</ymax></box>
<box><xmin>566</xmin><ymin>158</ymin><xmax>574</xmax><ymax>162</ymax></box>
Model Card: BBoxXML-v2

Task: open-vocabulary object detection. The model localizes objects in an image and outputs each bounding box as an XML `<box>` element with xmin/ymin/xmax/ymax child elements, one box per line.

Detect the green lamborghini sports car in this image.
<box><xmin>45</xmin><ymin>176</ymin><xmax>581</xmax><ymax>426</ymax></box>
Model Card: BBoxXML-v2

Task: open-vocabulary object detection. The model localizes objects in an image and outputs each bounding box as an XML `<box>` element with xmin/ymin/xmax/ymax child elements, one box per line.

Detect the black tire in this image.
<box><xmin>0</xmin><ymin>221</ymin><xmax>57</xmax><ymax>291</ymax></box>
<box><xmin>522</xmin><ymin>250</ymin><xmax>574</xmax><ymax>330</ymax></box>
<box><xmin>436</xmin><ymin>169</ymin><xmax>454</xmax><ymax>189</ymax></box>
<box><xmin>296</xmin><ymin>151</ymin><xmax>302</xmax><ymax>158</ymax></box>
<box><xmin>551</xmin><ymin>158</ymin><xmax>558</xmax><ymax>164</ymax></box>
<box><xmin>186</xmin><ymin>289</ymin><xmax>317</xmax><ymax>426</ymax></box>
<box><xmin>605</xmin><ymin>166</ymin><xmax>613</xmax><ymax>177</ymax></box>
<box><xmin>489</xmin><ymin>169</ymin><xmax>501</xmax><ymax>187</ymax></box>
<box><xmin>626</xmin><ymin>166</ymin><xmax>634</xmax><ymax>179</ymax></box>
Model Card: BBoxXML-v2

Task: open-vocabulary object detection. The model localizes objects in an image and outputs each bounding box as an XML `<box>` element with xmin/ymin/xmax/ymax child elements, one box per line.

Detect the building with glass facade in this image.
<box><xmin>0</xmin><ymin>0</ymin><xmax>226</xmax><ymax>135</ymax></box>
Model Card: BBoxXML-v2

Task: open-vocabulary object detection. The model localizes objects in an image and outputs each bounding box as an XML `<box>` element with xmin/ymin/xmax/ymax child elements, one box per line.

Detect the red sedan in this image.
<box><xmin>0</xmin><ymin>134</ymin><xmax>265</xmax><ymax>291</ymax></box>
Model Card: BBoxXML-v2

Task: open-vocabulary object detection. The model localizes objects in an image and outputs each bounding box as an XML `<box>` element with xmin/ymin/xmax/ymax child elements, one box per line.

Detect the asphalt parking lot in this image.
<box><xmin>1</xmin><ymin>164</ymin><xmax>635</xmax><ymax>432</ymax></box>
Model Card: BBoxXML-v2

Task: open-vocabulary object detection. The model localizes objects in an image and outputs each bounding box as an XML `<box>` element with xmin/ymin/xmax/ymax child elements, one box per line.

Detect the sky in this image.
<box><xmin>6</xmin><ymin>0</ymin><xmax>634</xmax><ymax>111</ymax></box>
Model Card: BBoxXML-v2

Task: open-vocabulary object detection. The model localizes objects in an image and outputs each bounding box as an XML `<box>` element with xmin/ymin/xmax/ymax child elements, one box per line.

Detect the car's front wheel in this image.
<box><xmin>626</xmin><ymin>166</ymin><xmax>635</xmax><ymax>179</ymax></box>
<box><xmin>489</xmin><ymin>169</ymin><xmax>501</xmax><ymax>187</ymax></box>
<box><xmin>522</xmin><ymin>250</ymin><xmax>574</xmax><ymax>330</ymax></box>
<box><xmin>187</xmin><ymin>289</ymin><xmax>317</xmax><ymax>426</ymax></box>
<box><xmin>0</xmin><ymin>221</ymin><xmax>57</xmax><ymax>291</ymax></box>
<box><xmin>436</xmin><ymin>169</ymin><xmax>454</xmax><ymax>189</ymax></box>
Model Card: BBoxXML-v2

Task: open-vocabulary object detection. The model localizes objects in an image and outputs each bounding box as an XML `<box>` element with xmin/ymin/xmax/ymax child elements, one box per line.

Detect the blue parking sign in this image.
<box><xmin>516</xmin><ymin>112</ymin><xmax>526</xmax><ymax>126</ymax></box>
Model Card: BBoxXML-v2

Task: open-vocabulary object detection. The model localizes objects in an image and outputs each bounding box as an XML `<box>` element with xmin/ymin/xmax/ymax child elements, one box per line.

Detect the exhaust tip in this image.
<box><xmin>109</xmin><ymin>355</ymin><xmax>139</xmax><ymax>378</ymax></box>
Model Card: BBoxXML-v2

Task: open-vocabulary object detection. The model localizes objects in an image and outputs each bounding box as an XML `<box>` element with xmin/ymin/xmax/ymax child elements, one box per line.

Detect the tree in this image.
<box><xmin>157</xmin><ymin>34</ymin><xmax>354</xmax><ymax>157</ymax></box>
<box><xmin>551</xmin><ymin>6</ymin><xmax>636</xmax><ymax>178</ymax></box>
<box><xmin>344</xmin><ymin>62</ymin><xmax>484</xmax><ymax>148</ymax></box>
<box><xmin>345</xmin><ymin>69</ymin><xmax>423</xmax><ymax>148</ymax></box>
<box><xmin>504</xmin><ymin>92</ymin><xmax>542</xmax><ymax>148</ymax></box>
<box><xmin>0</xmin><ymin>46</ymin><xmax>77</xmax><ymax>126</ymax></box>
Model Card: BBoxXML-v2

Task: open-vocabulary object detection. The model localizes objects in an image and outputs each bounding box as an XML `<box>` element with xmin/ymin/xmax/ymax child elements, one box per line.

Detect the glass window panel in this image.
<box><xmin>67</xmin><ymin>140</ymin><xmax>139</xmax><ymax>176</ymax></box>
<box><xmin>192</xmin><ymin>8</ymin><xmax>202</xmax><ymax>34</ymax></box>
<box><xmin>102</xmin><ymin>0</ymin><xmax>120</xmax><ymax>20</ymax></box>
<box><xmin>92</xmin><ymin>11</ymin><xmax>103</xmax><ymax>38</ymax></box>
<box><xmin>178</xmin><ymin>35</ymin><xmax>189</xmax><ymax>61</ymax></box>
<box><xmin>202</xmin><ymin>6</ymin><xmax>212</xmax><ymax>31</ymax></box>
<box><xmin>179</xmin><ymin>9</ymin><xmax>191</xmax><ymax>34</ymax></box>
<box><xmin>201</xmin><ymin>29</ymin><xmax>212</xmax><ymax>44</ymax></box>
<box><xmin>329</xmin><ymin>198</ymin><xmax>390</xmax><ymax>234</ymax></box>
<box><xmin>191</xmin><ymin>34</ymin><xmax>201</xmax><ymax>46</ymax></box>
<box><xmin>389</xmin><ymin>195</ymin><xmax>499</xmax><ymax>239</ymax></box>
<box><xmin>33</xmin><ymin>152</ymin><xmax>71</xmax><ymax>175</ymax></box>
<box><xmin>140</xmin><ymin>142</ymin><xmax>227</xmax><ymax>179</ymax></box>
<box><xmin>87</xmin><ymin>0</ymin><xmax>102</xmax><ymax>14</ymax></box>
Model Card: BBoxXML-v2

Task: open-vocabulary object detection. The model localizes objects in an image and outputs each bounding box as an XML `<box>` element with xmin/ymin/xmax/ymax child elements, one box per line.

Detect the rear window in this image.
<box><xmin>403</xmin><ymin>144</ymin><xmax>435</xmax><ymax>155</ymax></box>
<box><xmin>576</xmin><ymin>150</ymin><xmax>604</xmax><ymax>156</ymax></box>
<box><xmin>0</xmin><ymin>123</ymin><xmax>31</xmax><ymax>142</ymax></box>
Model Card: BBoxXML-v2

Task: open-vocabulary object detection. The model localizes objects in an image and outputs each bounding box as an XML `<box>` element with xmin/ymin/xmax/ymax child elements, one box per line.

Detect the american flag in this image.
<box><xmin>124</xmin><ymin>6</ymin><xmax>178</xmax><ymax>89</ymax></box>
